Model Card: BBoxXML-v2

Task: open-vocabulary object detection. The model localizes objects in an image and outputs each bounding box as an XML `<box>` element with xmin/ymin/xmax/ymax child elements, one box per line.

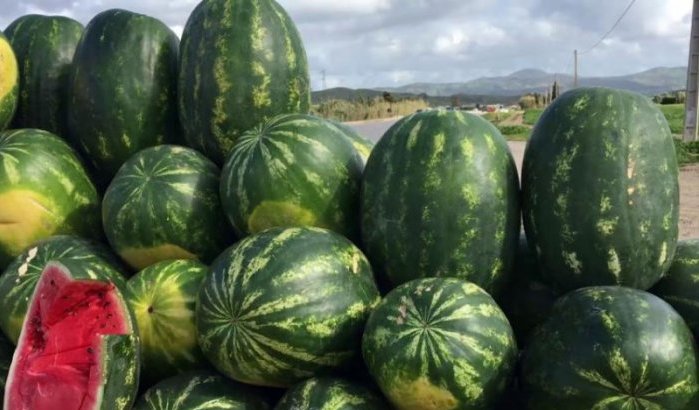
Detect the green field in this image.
<box><xmin>659</xmin><ymin>104</ymin><xmax>685</xmax><ymax>135</ymax></box>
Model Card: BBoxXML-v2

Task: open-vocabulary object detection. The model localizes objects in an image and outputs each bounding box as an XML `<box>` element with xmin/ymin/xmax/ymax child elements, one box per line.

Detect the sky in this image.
<box><xmin>1</xmin><ymin>0</ymin><xmax>692</xmax><ymax>90</ymax></box>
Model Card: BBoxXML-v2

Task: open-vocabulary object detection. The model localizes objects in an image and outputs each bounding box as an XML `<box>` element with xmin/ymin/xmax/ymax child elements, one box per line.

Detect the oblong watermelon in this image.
<box><xmin>197</xmin><ymin>227</ymin><xmax>381</xmax><ymax>387</ymax></box>
<box><xmin>67</xmin><ymin>9</ymin><xmax>180</xmax><ymax>182</ymax></box>
<box><xmin>522</xmin><ymin>87</ymin><xmax>679</xmax><ymax>292</ymax></box>
<box><xmin>275</xmin><ymin>377</ymin><xmax>389</xmax><ymax>410</ymax></box>
<box><xmin>103</xmin><ymin>145</ymin><xmax>234</xmax><ymax>270</ymax></box>
<box><xmin>362</xmin><ymin>278</ymin><xmax>517</xmax><ymax>410</ymax></box>
<box><xmin>4</xmin><ymin>15</ymin><xmax>83</xmax><ymax>137</ymax></box>
<box><xmin>179</xmin><ymin>0</ymin><xmax>311</xmax><ymax>164</ymax></box>
<box><xmin>361</xmin><ymin>110</ymin><xmax>520</xmax><ymax>295</ymax></box>
<box><xmin>651</xmin><ymin>238</ymin><xmax>699</xmax><ymax>337</ymax></box>
<box><xmin>0</xmin><ymin>31</ymin><xmax>18</xmax><ymax>131</ymax></box>
<box><xmin>521</xmin><ymin>286</ymin><xmax>699</xmax><ymax>409</ymax></box>
<box><xmin>126</xmin><ymin>259</ymin><xmax>210</xmax><ymax>385</ymax></box>
<box><xmin>220</xmin><ymin>114</ymin><xmax>363</xmax><ymax>239</ymax></box>
<box><xmin>0</xmin><ymin>129</ymin><xmax>102</xmax><ymax>268</ymax></box>
<box><xmin>5</xmin><ymin>263</ymin><xmax>140</xmax><ymax>410</ymax></box>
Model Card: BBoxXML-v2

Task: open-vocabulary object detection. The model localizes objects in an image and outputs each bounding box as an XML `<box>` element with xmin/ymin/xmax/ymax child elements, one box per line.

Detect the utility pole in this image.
<box><xmin>684</xmin><ymin>0</ymin><xmax>699</xmax><ymax>142</ymax></box>
<box><xmin>573</xmin><ymin>49</ymin><xmax>579</xmax><ymax>88</ymax></box>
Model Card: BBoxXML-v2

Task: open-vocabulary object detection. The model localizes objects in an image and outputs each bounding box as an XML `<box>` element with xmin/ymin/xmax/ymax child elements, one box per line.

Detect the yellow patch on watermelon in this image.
<box><xmin>0</xmin><ymin>37</ymin><xmax>18</xmax><ymax>102</ymax></box>
<box><xmin>119</xmin><ymin>244</ymin><xmax>196</xmax><ymax>270</ymax></box>
<box><xmin>0</xmin><ymin>190</ymin><xmax>58</xmax><ymax>260</ymax></box>
<box><xmin>387</xmin><ymin>377</ymin><xmax>458</xmax><ymax>410</ymax></box>
<box><xmin>247</xmin><ymin>201</ymin><xmax>317</xmax><ymax>234</ymax></box>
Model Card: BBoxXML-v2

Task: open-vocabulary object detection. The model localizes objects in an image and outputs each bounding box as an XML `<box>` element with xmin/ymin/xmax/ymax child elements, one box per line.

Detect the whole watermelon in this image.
<box><xmin>362</xmin><ymin>278</ymin><xmax>517</xmax><ymax>410</ymax></box>
<box><xmin>275</xmin><ymin>377</ymin><xmax>389</xmax><ymax>410</ymax></box>
<box><xmin>0</xmin><ymin>129</ymin><xmax>102</xmax><ymax>268</ymax></box>
<box><xmin>0</xmin><ymin>31</ymin><xmax>18</xmax><ymax>131</ymax></box>
<box><xmin>179</xmin><ymin>0</ymin><xmax>311</xmax><ymax>164</ymax></box>
<box><xmin>220</xmin><ymin>114</ymin><xmax>363</xmax><ymax>239</ymax></box>
<box><xmin>0</xmin><ymin>235</ymin><xmax>128</xmax><ymax>344</ymax></box>
<box><xmin>521</xmin><ymin>286</ymin><xmax>699</xmax><ymax>409</ymax></box>
<box><xmin>197</xmin><ymin>227</ymin><xmax>381</xmax><ymax>387</ymax></box>
<box><xmin>651</xmin><ymin>238</ymin><xmax>699</xmax><ymax>337</ymax></box>
<box><xmin>361</xmin><ymin>110</ymin><xmax>520</xmax><ymax>295</ymax></box>
<box><xmin>4</xmin><ymin>15</ymin><xmax>83</xmax><ymax>137</ymax></box>
<box><xmin>103</xmin><ymin>145</ymin><xmax>233</xmax><ymax>270</ymax></box>
<box><xmin>67</xmin><ymin>9</ymin><xmax>180</xmax><ymax>183</ymax></box>
<box><xmin>522</xmin><ymin>87</ymin><xmax>679</xmax><ymax>292</ymax></box>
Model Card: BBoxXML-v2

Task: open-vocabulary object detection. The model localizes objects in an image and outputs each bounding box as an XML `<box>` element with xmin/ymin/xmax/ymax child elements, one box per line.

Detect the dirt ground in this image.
<box><xmin>508</xmin><ymin>142</ymin><xmax>699</xmax><ymax>240</ymax></box>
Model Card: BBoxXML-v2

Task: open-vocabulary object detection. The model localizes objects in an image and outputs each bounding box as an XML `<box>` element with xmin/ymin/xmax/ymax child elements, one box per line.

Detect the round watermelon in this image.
<box><xmin>0</xmin><ymin>31</ymin><xmax>18</xmax><ymax>131</ymax></box>
<box><xmin>103</xmin><ymin>145</ymin><xmax>234</xmax><ymax>270</ymax></box>
<box><xmin>4</xmin><ymin>15</ymin><xmax>83</xmax><ymax>137</ymax></box>
<box><xmin>522</xmin><ymin>87</ymin><xmax>679</xmax><ymax>292</ymax></box>
<box><xmin>521</xmin><ymin>286</ymin><xmax>699</xmax><ymax>409</ymax></box>
<box><xmin>0</xmin><ymin>129</ymin><xmax>102</xmax><ymax>268</ymax></box>
<box><xmin>275</xmin><ymin>377</ymin><xmax>389</xmax><ymax>409</ymax></box>
<box><xmin>651</xmin><ymin>238</ymin><xmax>699</xmax><ymax>337</ymax></box>
<box><xmin>126</xmin><ymin>259</ymin><xmax>210</xmax><ymax>385</ymax></box>
<box><xmin>220</xmin><ymin>114</ymin><xmax>363</xmax><ymax>239</ymax></box>
<box><xmin>179</xmin><ymin>0</ymin><xmax>311</xmax><ymax>164</ymax></box>
<box><xmin>361</xmin><ymin>110</ymin><xmax>520</xmax><ymax>295</ymax></box>
<box><xmin>67</xmin><ymin>9</ymin><xmax>180</xmax><ymax>183</ymax></box>
<box><xmin>197</xmin><ymin>227</ymin><xmax>381</xmax><ymax>387</ymax></box>
<box><xmin>362</xmin><ymin>278</ymin><xmax>517</xmax><ymax>410</ymax></box>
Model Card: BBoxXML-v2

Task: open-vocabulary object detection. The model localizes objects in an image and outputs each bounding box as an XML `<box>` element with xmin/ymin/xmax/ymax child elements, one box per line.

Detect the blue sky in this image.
<box><xmin>1</xmin><ymin>0</ymin><xmax>692</xmax><ymax>89</ymax></box>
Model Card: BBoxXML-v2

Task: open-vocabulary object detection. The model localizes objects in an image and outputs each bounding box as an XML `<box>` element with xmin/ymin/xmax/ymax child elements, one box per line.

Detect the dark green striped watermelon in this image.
<box><xmin>103</xmin><ymin>145</ymin><xmax>233</xmax><ymax>270</ymax></box>
<box><xmin>0</xmin><ymin>129</ymin><xmax>102</xmax><ymax>269</ymax></box>
<box><xmin>220</xmin><ymin>114</ymin><xmax>363</xmax><ymax>239</ymax></box>
<box><xmin>362</xmin><ymin>278</ymin><xmax>517</xmax><ymax>410</ymax></box>
<box><xmin>521</xmin><ymin>286</ymin><xmax>699</xmax><ymax>409</ymax></box>
<box><xmin>133</xmin><ymin>371</ymin><xmax>271</xmax><ymax>410</ymax></box>
<box><xmin>0</xmin><ymin>332</ymin><xmax>12</xmax><ymax>403</ymax></box>
<box><xmin>0</xmin><ymin>31</ymin><xmax>18</xmax><ymax>131</ymax></box>
<box><xmin>179</xmin><ymin>0</ymin><xmax>311</xmax><ymax>164</ymax></box>
<box><xmin>330</xmin><ymin>121</ymin><xmax>374</xmax><ymax>166</ymax></box>
<box><xmin>361</xmin><ymin>110</ymin><xmax>520</xmax><ymax>295</ymax></box>
<box><xmin>67</xmin><ymin>9</ymin><xmax>179</xmax><ymax>182</ymax></box>
<box><xmin>5</xmin><ymin>263</ymin><xmax>140</xmax><ymax>409</ymax></box>
<box><xmin>197</xmin><ymin>227</ymin><xmax>381</xmax><ymax>387</ymax></box>
<box><xmin>275</xmin><ymin>377</ymin><xmax>389</xmax><ymax>410</ymax></box>
<box><xmin>522</xmin><ymin>87</ymin><xmax>679</xmax><ymax>292</ymax></box>
<box><xmin>651</xmin><ymin>238</ymin><xmax>699</xmax><ymax>337</ymax></box>
<box><xmin>126</xmin><ymin>259</ymin><xmax>210</xmax><ymax>385</ymax></box>
<box><xmin>4</xmin><ymin>15</ymin><xmax>83</xmax><ymax>137</ymax></box>
<box><xmin>0</xmin><ymin>235</ymin><xmax>128</xmax><ymax>344</ymax></box>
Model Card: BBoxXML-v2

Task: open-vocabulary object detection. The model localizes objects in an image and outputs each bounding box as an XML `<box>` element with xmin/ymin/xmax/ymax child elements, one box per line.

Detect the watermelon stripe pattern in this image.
<box><xmin>100</xmin><ymin>334</ymin><xmax>141</xmax><ymax>410</ymax></box>
<box><xmin>275</xmin><ymin>377</ymin><xmax>389</xmax><ymax>410</ymax></box>
<box><xmin>0</xmin><ymin>31</ymin><xmax>18</xmax><ymax>131</ymax></box>
<box><xmin>179</xmin><ymin>0</ymin><xmax>311</xmax><ymax>164</ymax></box>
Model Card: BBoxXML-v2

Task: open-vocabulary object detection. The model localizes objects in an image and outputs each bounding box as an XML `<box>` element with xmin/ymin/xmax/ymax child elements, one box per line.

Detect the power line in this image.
<box><xmin>579</xmin><ymin>0</ymin><xmax>637</xmax><ymax>55</ymax></box>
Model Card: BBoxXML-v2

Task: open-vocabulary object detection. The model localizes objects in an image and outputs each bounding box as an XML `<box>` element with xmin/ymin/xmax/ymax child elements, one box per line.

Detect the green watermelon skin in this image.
<box><xmin>220</xmin><ymin>114</ymin><xmax>363</xmax><ymax>239</ymax></box>
<box><xmin>0</xmin><ymin>235</ymin><xmax>128</xmax><ymax>344</ymax></box>
<box><xmin>330</xmin><ymin>121</ymin><xmax>374</xmax><ymax>166</ymax></box>
<box><xmin>67</xmin><ymin>9</ymin><xmax>179</xmax><ymax>182</ymax></box>
<box><xmin>0</xmin><ymin>129</ymin><xmax>102</xmax><ymax>268</ymax></box>
<box><xmin>651</xmin><ymin>239</ymin><xmax>699</xmax><ymax>337</ymax></box>
<box><xmin>361</xmin><ymin>110</ymin><xmax>520</xmax><ymax>295</ymax></box>
<box><xmin>521</xmin><ymin>286</ymin><xmax>699</xmax><ymax>410</ymax></box>
<box><xmin>179</xmin><ymin>0</ymin><xmax>311</xmax><ymax>164</ymax></box>
<box><xmin>197</xmin><ymin>227</ymin><xmax>381</xmax><ymax>388</ymax></box>
<box><xmin>275</xmin><ymin>377</ymin><xmax>389</xmax><ymax>410</ymax></box>
<box><xmin>0</xmin><ymin>332</ymin><xmax>13</xmax><ymax>402</ymax></box>
<box><xmin>0</xmin><ymin>31</ymin><xmax>18</xmax><ymax>131</ymax></box>
<box><xmin>522</xmin><ymin>87</ymin><xmax>679</xmax><ymax>292</ymax></box>
<box><xmin>133</xmin><ymin>371</ymin><xmax>271</xmax><ymax>410</ymax></box>
<box><xmin>4</xmin><ymin>15</ymin><xmax>83</xmax><ymax>137</ymax></box>
<box><xmin>103</xmin><ymin>145</ymin><xmax>234</xmax><ymax>270</ymax></box>
<box><xmin>126</xmin><ymin>259</ymin><xmax>210</xmax><ymax>385</ymax></box>
<box><xmin>362</xmin><ymin>278</ymin><xmax>517</xmax><ymax>410</ymax></box>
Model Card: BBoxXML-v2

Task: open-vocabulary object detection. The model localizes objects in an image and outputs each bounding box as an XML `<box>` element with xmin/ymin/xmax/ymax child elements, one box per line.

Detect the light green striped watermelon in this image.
<box><xmin>362</xmin><ymin>278</ymin><xmax>517</xmax><ymax>410</ymax></box>
<box><xmin>0</xmin><ymin>235</ymin><xmax>128</xmax><ymax>344</ymax></box>
<box><xmin>0</xmin><ymin>31</ymin><xmax>18</xmax><ymax>131</ymax></box>
<box><xmin>126</xmin><ymin>259</ymin><xmax>210</xmax><ymax>385</ymax></box>
<box><xmin>521</xmin><ymin>286</ymin><xmax>699</xmax><ymax>409</ymax></box>
<box><xmin>220</xmin><ymin>114</ymin><xmax>363</xmax><ymax>239</ymax></box>
<box><xmin>0</xmin><ymin>129</ymin><xmax>102</xmax><ymax>268</ymax></box>
<box><xmin>275</xmin><ymin>377</ymin><xmax>389</xmax><ymax>410</ymax></box>
<box><xmin>361</xmin><ymin>110</ymin><xmax>520</xmax><ymax>295</ymax></box>
<box><xmin>197</xmin><ymin>227</ymin><xmax>381</xmax><ymax>387</ymax></box>
<box><xmin>179</xmin><ymin>0</ymin><xmax>311</xmax><ymax>164</ymax></box>
<box><xmin>133</xmin><ymin>371</ymin><xmax>271</xmax><ymax>410</ymax></box>
<box><xmin>103</xmin><ymin>145</ymin><xmax>234</xmax><ymax>270</ymax></box>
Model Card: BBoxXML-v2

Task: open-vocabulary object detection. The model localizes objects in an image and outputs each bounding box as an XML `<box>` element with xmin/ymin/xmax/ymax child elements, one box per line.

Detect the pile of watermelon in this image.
<box><xmin>0</xmin><ymin>1</ymin><xmax>696</xmax><ymax>409</ymax></box>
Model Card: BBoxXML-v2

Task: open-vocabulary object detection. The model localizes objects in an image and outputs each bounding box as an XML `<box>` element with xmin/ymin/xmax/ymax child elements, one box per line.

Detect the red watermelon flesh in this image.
<box><xmin>5</xmin><ymin>263</ymin><xmax>130</xmax><ymax>409</ymax></box>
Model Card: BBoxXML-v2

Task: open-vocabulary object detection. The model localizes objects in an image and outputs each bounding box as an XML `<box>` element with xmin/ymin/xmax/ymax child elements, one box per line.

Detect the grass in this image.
<box><xmin>675</xmin><ymin>138</ymin><xmax>699</xmax><ymax>166</ymax></box>
<box><xmin>523</xmin><ymin>109</ymin><xmax>544</xmax><ymax>126</ymax></box>
<box><xmin>497</xmin><ymin>125</ymin><xmax>530</xmax><ymax>141</ymax></box>
<box><xmin>660</xmin><ymin>104</ymin><xmax>685</xmax><ymax>135</ymax></box>
<box><xmin>312</xmin><ymin>98</ymin><xmax>428</xmax><ymax>122</ymax></box>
